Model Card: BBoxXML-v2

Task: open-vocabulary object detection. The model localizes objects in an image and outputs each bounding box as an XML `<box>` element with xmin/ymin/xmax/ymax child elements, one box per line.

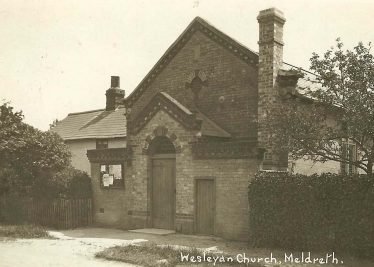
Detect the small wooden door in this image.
<box><xmin>152</xmin><ymin>158</ymin><xmax>175</xmax><ymax>229</ymax></box>
<box><xmin>195</xmin><ymin>179</ymin><xmax>215</xmax><ymax>235</ymax></box>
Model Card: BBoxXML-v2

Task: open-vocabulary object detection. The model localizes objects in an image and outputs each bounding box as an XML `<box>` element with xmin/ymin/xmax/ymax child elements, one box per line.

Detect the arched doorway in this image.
<box><xmin>149</xmin><ymin>136</ymin><xmax>176</xmax><ymax>230</ymax></box>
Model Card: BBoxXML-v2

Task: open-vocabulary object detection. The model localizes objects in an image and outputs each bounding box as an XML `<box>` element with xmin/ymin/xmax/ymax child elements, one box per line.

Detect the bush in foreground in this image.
<box><xmin>96</xmin><ymin>243</ymin><xmax>262</xmax><ymax>267</ymax></box>
<box><xmin>248</xmin><ymin>172</ymin><xmax>374</xmax><ymax>258</ymax></box>
<box><xmin>0</xmin><ymin>224</ymin><xmax>50</xmax><ymax>239</ymax></box>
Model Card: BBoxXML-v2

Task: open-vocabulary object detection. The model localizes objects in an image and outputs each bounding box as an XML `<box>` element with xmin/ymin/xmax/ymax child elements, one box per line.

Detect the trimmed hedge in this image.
<box><xmin>248</xmin><ymin>172</ymin><xmax>374</xmax><ymax>258</ymax></box>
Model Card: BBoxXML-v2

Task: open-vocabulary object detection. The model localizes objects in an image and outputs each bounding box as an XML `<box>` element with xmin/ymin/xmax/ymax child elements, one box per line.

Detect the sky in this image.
<box><xmin>1</xmin><ymin>0</ymin><xmax>373</xmax><ymax>130</ymax></box>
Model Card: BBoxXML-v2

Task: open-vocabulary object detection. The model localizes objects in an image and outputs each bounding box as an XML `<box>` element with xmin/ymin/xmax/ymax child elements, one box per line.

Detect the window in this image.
<box><xmin>96</xmin><ymin>139</ymin><xmax>108</xmax><ymax>149</ymax></box>
<box><xmin>341</xmin><ymin>141</ymin><xmax>357</xmax><ymax>175</ymax></box>
<box><xmin>100</xmin><ymin>164</ymin><xmax>124</xmax><ymax>188</ymax></box>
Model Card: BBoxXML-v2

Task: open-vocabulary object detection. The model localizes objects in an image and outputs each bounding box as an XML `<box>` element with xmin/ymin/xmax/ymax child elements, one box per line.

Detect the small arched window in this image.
<box><xmin>148</xmin><ymin>136</ymin><xmax>175</xmax><ymax>155</ymax></box>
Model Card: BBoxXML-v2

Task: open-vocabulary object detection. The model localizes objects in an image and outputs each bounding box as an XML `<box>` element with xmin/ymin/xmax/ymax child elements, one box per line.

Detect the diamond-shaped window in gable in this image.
<box><xmin>185</xmin><ymin>70</ymin><xmax>208</xmax><ymax>101</ymax></box>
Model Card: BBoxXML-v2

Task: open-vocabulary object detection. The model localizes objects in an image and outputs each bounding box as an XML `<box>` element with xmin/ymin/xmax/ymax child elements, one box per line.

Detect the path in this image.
<box><xmin>0</xmin><ymin>231</ymin><xmax>145</xmax><ymax>267</ymax></box>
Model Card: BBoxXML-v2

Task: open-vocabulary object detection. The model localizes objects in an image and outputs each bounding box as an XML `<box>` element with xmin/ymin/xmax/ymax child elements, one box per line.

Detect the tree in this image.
<box><xmin>268</xmin><ymin>39</ymin><xmax>374</xmax><ymax>175</ymax></box>
<box><xmin>49</xmin><ymin>118</ymin><xmax>59</xmax><ymax>130</ymax></box>
<box><xmin>0</xmin><ymin>102</ymin><xmax>71</xmax><ymax>195</ymax></box>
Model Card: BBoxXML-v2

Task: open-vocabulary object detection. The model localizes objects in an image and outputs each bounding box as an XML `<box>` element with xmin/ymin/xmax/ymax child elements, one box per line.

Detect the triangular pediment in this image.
<box><xmin>129</xmin><ymin>92</ymin><xmax>231</xmax><ymax>139</ymax></box>
<box><xmin>126</xmin><ymin>17</ymin><xmax>259</xmax><ymax>108</ymax></box>
<box><xmin>129</xmin><ymin>92</ymin><xmax>200</xmax><ymax>134</ymax></box>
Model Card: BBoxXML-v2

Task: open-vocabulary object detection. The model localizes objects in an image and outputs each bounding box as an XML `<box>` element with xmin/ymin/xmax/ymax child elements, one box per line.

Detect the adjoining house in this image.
<box><xmin>53</xmin><ymin>78</ymin><xmax>127</xmax><ymax>175</ymax></box>
<box><xmin>53</xmin><ymin>8</ymin><xmax>349</xmax><ymax>240</ymax></box>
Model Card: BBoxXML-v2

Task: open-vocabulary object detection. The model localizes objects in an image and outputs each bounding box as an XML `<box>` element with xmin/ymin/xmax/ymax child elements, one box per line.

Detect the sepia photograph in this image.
<box><xmin>0</xmin><ymin>0</ymin><xmax>373</xmax><ymax>266</ymax></box>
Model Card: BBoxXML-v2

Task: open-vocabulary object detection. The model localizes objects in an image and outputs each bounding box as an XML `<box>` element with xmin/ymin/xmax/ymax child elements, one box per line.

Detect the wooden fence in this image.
<box><xmin>0</xmin><ymin>197</ymin><xmax>92</xmax><ymax>229</ymax></box>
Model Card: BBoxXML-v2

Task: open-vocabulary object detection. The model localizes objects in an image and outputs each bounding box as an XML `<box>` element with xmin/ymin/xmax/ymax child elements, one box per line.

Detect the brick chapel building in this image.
<box><xmin>53</xmin><ymin>8</ymin><xmax>336</xmax><ymax>240</ymax></box>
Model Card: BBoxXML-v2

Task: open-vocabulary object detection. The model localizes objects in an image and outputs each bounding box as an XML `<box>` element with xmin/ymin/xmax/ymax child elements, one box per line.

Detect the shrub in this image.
<box><xmin>0</xmin><ymin>192</ymin><xmax>27</xmax><ymax>224</ymax></box>
<box><xmin>248</xmin><ymin>172</ymin><xmax>374</xmax><ymax>258</ymax></box>
<box><xmin>67</xmin><ymin>169</ymin><xmax>92</xmax><ymax>199</ymax></box>
<box><xmin>31</xmin><ymin>166</ymin><xmax>92</xmax><ymax>199</ymax></box>
<box><xmin>0</xmin><ymin>102</ymin><xmax>71</xmax><ymax>197</ymax></box>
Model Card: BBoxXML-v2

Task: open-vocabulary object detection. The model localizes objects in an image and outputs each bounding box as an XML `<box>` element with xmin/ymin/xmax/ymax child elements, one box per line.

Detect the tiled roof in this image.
<box><xmin>130</xmin><ymin>91</ymin><xmax>231</xmax><ymax>138</ymax></box>
<box><xmin>156</xmin><ymin>93</ymin><xmax>231</xmax><ymax>138</ymax></box>
<box><xmin>196</xmin><ymin>110</ymin><xmax>231</xmax><ymax>138</ymax></box>
<box><xmin>159</xmin><ymin>92</ymin><xmax>193</xmax><ymax>115</ymax></box>
<box><xmin>53</xmin><ymin>94</ymin><xmax>229</xmax><ymax>140</ymax></box>
<box><xmin>52</xmin><ymin>107</ymin><xmax>127</xmax><ymax>140</ymax></box>
<box><xmin>53</xmin><ymin>18</ymin><xmax>323</xmax><ymax>141</ymax></box>
<box><xmin>283</xmin><ymin>62</ymin><xmax>323</xmax><ymax>92</ymax></box>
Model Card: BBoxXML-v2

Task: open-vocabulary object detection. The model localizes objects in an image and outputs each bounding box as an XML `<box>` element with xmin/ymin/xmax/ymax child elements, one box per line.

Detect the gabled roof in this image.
<box><xmin>52</xmin><ymin>107</ymin><xmax>126</xmax><ymax>140</ymax></box>
<box><xmin>278</xmin><ymin>63</ymin><xmax>323</xmax><ymax>103</ymax></box>
<box><xmin>53</xmin><ymin>16</ymin><xmax>323</xmax><ymax>141</ymax></box>
<box><xmin>125</xmin><ymin>16</ymin><xmax>259</xmax><ymax>108</ymax></box>
<box><xmin>130</xmin><ymin>92</ymin><xmax>231</xmax><ymax>138</ymax></box>
<box><xmin>283</xmin><ymin>62</ymin><xmax>322</xmax><ymax>92</ymax></box>
<box><xmin>196</xmin><ymin>111</ymin><xmax>231</xmax><ymax>138</ymax></box>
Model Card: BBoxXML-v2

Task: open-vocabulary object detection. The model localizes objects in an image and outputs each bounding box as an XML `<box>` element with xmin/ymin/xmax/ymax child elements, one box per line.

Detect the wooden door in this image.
<box><xmin>195</xmin><ymin>179</ymin><xmax>215</xmax><ymax>235</ymax></box>
<box><xmin>152</xmin><ymin>158</ymin><xmax>175</xmax><ymax>229</ymax></box>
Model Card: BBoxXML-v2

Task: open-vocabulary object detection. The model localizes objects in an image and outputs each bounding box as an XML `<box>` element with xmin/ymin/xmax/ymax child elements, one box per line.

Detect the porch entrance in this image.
<box><xmin>149</xmin><ymin>136</ymin><xmax>176</xmax><ymax>230</ymax></box>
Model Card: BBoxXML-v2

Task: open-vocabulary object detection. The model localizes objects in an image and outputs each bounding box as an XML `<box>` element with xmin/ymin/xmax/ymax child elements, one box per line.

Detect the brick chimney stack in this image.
<box><xmin>257</xmin><ymin>8</ymin><xmax>286</xmax><ymax>170</ymax></box>
<box><xmin>106</xmin><ymin>76</ymin><xmax>125</xmax><ymax>111</ymax></box>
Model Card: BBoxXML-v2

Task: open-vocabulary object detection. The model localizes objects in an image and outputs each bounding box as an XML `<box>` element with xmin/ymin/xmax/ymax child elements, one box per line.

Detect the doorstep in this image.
<box><xmin>128</xmin><ymin>228</ymin><xmax>176</xmax><ymax>235</ymax></box>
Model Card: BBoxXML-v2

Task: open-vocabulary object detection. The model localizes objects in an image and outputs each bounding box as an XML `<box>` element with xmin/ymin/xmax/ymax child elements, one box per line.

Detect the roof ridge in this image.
<box><xmin>283</xmin><ymin>62</ymin><xmax>318</xmax><ymax>77</ymax></box>
<box><xmin>68</xmin><ymin>109</ymin><xmax>105</xmax><ymax>116</ymax></box>
<box><xmin>68</xmin><ymin>106</ymin><xmax>127</xmax><ymax>116</ymax></box>
<box><xmin>195</xmin><ymin>16</ymin><xmax>259</xmax><ymax>57</ymax></box>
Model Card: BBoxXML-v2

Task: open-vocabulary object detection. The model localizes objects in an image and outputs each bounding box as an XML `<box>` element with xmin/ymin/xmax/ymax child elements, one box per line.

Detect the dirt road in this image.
<box><xmin>0</xmin><ymin>231</ymin><xmax>145</xmax><ymax>267</ymax></box>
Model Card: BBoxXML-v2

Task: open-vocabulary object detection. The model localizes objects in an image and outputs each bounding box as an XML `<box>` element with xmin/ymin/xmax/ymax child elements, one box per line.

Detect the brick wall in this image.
<box><xmin>128</xmin><ymin>30</ymin><xmax>258</xmax><ymax>139</ymax></box>
<box><xmin>90</xmin><ymin>162</ymin><xmax>129</xmax><ymax>227</ymax></box>
<box><xmin>122</xmin><ymin>26</ymin><xmax>261</xmax><ymax>239</ymax></box>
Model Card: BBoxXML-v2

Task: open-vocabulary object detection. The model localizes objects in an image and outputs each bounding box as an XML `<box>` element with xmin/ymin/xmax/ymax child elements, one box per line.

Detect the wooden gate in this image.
<box><xmin>151</xmin><ymin>156</ymin><xmax>176</xmax><ymax>229</ymax></box>
<box><xmin>195</xmin><ymin>178</ymin><xmax>215</xmax><ymax>235</ymax></box>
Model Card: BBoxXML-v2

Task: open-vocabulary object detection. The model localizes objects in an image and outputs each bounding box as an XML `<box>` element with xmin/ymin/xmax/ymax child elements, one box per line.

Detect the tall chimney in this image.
<box><xmin>106</xmin><ymin>76</ymin><xmax>125</xmax><ymax>111</ymax></box>
<box><xmin>111</xmin><ymin>76</ymin><xmax>120</xmax><ymax>88</ymax></box>
<box><xmin>257</xmin><ymin>8</ymin><xmax>286</xmax><ymax>170</ymax></box>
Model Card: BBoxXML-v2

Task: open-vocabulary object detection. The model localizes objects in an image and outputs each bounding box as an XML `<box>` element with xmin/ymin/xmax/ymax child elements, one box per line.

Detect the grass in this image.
<box><xmin>0</xmin><ymin>224</ymin><xmax>50</xmax><ymax>239</ymax></box>
<box><xmin>96</xmin><ymin>243</ymin><xmax>264</xmax><ymax>266</ymax></box>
